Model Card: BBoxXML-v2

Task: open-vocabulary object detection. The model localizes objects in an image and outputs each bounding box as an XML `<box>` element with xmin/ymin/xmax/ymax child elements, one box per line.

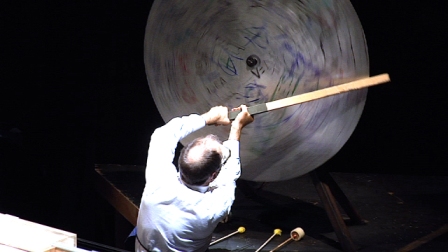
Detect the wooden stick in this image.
<box><xmin>269</xmin><ymin>237</ymin><xmax>293</xmax><ymax>252</ymax></box>
<box><xmin>255</xmin><ymin>229</ymin><xmax>282</xmax><ymax>252</ymax></box>
<box><xmin>229</xmin><ymin>73</ymin><xmax>390</xmax><ymax>120</ymax></box>
<box><xmin>209</xmin><ymin>227</ymin><xmax>245</xmax><ymax>246</ymax></box>
<box><xmin>269</xmin><ymin>227</ymin><xmax>305</xmax><ymax>252</ymax></box>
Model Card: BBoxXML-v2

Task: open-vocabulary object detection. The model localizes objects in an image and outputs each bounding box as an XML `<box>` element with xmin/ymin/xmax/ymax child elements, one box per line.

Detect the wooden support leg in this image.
<box><xmin>316</xmin><ymin>169</ymin><xmax>367</xmax><ymax>225</ymax></box>
<box><xmin>310</xmin><ymin>169</ymin><xmax>359</xmax><ymax>252</ymax></box>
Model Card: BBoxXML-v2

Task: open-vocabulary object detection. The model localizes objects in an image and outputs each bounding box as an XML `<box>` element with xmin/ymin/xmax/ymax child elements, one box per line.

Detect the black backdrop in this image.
<box><xmin>1</xmin><ymin>0</ymin><xmax>446</xmax><ymax>247</ymax></box>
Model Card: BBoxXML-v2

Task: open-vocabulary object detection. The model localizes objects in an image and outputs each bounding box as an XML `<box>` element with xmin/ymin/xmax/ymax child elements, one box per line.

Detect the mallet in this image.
<box><xmin>269</xmin><ymin>227</ymin><xmax>305</xmax><ymax>252</ymax></box>
<box><xmin>255</xmin><ymin>229</ymin><xmax>282</xmax><ymax>252</ymax></box>
<box><xmin>209</xmin><ymin>226</ymin><xmax>246</xmax><ymax>246</ymax></box>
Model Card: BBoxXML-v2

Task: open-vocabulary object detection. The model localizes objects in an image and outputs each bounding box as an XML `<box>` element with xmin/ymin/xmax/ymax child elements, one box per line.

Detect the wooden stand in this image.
<box><xmin>310</xmin><ymin>168</ymin><xmax>367</xmax><ymax>252</ymax></box>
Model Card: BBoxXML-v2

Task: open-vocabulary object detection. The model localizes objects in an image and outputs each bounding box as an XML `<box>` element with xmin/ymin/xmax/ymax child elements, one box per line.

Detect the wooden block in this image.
<box><xmin>0</xmin><ymin>213</ymin><xmax>77</xmax><ymax>252</ymax></box>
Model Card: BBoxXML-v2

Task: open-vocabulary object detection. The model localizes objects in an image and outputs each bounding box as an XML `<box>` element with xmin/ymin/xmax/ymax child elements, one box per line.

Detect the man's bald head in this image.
<box><xmin>178</xmin><ymin>134</ymin><xmax>223</xmax><ymax>186</ymax></box>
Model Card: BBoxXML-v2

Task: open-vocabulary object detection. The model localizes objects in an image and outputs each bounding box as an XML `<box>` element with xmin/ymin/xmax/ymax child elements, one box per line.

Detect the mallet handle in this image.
<box><xmin>269</xmin><ymin>237</ymin><xmax>293</xmax><ymax>252</ymax></box>
<box><xmin>209</xmin><ymin>230</ymin><xmax>239</xmax><ymax>246</ymax></box>
<box><xmin>255</xmin><ymin>234</ymin><xmax>276</xmax><ymax>252</ymax></box>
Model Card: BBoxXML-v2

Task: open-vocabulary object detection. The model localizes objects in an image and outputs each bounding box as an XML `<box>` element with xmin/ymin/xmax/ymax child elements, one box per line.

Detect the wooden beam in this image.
<box><xmin>94</xmin><ymin>165</ymin><xmax>141</xmax><ymax>226</ymax></box>
<box><xmin>396</xmin><ymin>224</ymin><xmax>448</xmax><ymax>252</ymax></box>
<box><xmin>229</xmin><ymin>73</ymin><xmax>390</xmax><ymax>119</ymax></box>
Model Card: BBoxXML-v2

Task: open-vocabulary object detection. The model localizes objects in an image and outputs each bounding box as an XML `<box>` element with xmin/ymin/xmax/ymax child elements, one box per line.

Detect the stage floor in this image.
<box><xmin>95</xmin><ymin>165</ymin><xmax>448</xmax><ymax>251</ymax></box>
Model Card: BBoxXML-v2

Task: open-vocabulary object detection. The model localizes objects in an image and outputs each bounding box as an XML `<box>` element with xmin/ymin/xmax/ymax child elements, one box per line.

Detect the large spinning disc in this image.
<box><xmin>144</xmin><ymin>0</ymin><xmax>369</xmax><ymax>182</ymax></box>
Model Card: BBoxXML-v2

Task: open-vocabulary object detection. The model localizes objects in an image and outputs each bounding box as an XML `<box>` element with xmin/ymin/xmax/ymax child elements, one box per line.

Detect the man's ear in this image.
<box><xmin>208</xmin><ymin>171</ymin><xmax>219</xmax><ymax>184</ymax></box>
<box><xmin>203</xmin><ymin>172</ymin><xmax>218</xmax><ymax>186</ymax></box>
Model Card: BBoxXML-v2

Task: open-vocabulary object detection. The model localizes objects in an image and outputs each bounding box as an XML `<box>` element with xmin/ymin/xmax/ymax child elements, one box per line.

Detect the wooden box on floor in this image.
<box><xmin>0</xmin><ymin>213</ymin><xmax>77</xmax><ymax>252</ymax></box>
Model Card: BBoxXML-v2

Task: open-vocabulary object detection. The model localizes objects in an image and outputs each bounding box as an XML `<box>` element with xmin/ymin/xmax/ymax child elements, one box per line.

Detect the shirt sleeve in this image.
<box><xmin>204</xmin><ymin>139</ymin><xmax>241</xmax><ymax>222</ymax></box>
<box><xmin>145</xmin><ymin>114</ymin><xmax>206</xmax><ymax>182</ymax></box>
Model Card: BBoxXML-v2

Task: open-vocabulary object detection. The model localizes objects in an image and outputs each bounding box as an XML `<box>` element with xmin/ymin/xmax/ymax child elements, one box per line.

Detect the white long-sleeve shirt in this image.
<box><xmin>136</xmin><ymin>114</ymin><xmax>241</xmax><ymax>252</ymax></box>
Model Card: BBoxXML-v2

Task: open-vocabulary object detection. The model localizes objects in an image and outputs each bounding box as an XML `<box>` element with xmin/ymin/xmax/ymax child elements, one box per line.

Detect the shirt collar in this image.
<box><xmin>177</xmin><ymin>172</ymin><xmax>209</xmax><ymax>193</ymax></box>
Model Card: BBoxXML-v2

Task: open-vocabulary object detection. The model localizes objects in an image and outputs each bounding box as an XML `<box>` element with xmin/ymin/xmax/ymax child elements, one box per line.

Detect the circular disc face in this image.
<box><xmin>144</xmin><ymin>0</ymin><xmax>369</xmax><ymax>181</ymax></box>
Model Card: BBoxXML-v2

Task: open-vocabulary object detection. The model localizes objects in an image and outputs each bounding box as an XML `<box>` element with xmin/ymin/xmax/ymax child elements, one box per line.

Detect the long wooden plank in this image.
<box><xmin>229</xmin><ymin>73</ymin><xmax>390</xmax><ymax>120</ymax></box>
<box><xmin>396</xmin><ymin>223</ymin><xmax>448</xmax><ymax>252</ymax></box>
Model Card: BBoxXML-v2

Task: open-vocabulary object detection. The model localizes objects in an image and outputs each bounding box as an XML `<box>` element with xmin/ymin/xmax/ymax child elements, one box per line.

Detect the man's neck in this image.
<box><xmin>178</xmin><ymin>174</ymin><xmax>209</xmax><ymax>193</ymax></box>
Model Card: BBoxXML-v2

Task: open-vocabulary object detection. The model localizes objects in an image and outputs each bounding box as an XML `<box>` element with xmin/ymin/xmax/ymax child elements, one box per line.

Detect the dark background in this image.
<box><xmin>1</xmin><ymin>0</ymin><xmax>446</xmax><ymax>248</ymax></box>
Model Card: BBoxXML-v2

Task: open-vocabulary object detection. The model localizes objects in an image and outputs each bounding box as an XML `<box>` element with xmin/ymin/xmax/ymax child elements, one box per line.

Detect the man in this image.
<box><xmin>135</xmin><ymin>105</ymin><xmax>254</xmax><ymax>251</ymax></box>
